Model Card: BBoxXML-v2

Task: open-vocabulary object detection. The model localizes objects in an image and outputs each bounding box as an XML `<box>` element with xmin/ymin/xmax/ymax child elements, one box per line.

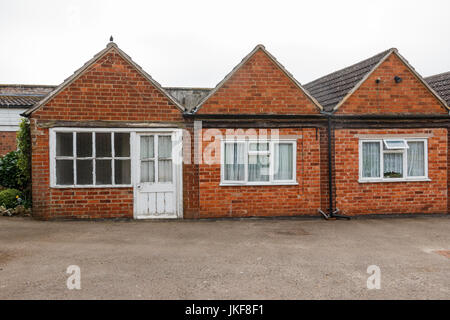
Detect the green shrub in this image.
<box><xmin>17</xmin><ymin>118</ymin><xmax>31</xmax><ymax>190</ymax></box>
<box><xmin>0</xmin><ymin>151</ymin><xmax>20</xmax><ymax>189</ymax></box>
<box><xmin>0</xmin><ymin>119</ymin><xmax>32</xmax><ymax>208</ymax></box>
<box><xmin>0</xmin><ymin>188</ymin><xmax>22</xmax><ymax>209</ymax></box>
<box><xmin>16</xmin><ymin>119</ymin><xmax>32</xmax><ymax>207</ymax></box>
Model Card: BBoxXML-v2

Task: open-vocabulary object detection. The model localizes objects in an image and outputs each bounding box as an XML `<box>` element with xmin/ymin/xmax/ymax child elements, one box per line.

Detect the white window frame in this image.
<box><xmin>359</xmin><ymin>138</ymin><xmax>429</xmax><ymax>183</ymax></box>
<box><xmin>50</xmin><ymin>128</ymin><xmax>132</xmax><ymax>188</ymax></box>
<box><xmin>220</xmin><ymin>138</ymin><xmax>297</xmax><ymax>186</ymax></box>
<box><xmin>383</xmin><ymin>139</ymin><xmax>409</xmax><ymax>150</ymax></box>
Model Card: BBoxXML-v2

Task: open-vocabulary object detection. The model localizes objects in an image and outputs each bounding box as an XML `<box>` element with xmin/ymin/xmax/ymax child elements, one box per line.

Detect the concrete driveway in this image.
<box><xmin>0</xmin><ymin>215</ymin><xmax>449</xmax><ymax>299</ymax></box>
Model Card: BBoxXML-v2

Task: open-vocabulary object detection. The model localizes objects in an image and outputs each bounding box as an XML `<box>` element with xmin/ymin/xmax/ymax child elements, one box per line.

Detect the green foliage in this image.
<box><xmin>0</xmin><ymin>119</ymin><xmax>32</xmax><ymax>208</ymax></box>
<box><xmin>0</xmin><ymin>151</ymin><xmax>20</xmax><ymax>189</ymax></box>
<box><xmin>17</xmin><ymin>118</ymin><xmax>31</xmax><ymax>190</ymax></box>
<box><xmin>0</xmin><ymin>188</ymin><xmax>22</xmax><ymax>209</ymax></box>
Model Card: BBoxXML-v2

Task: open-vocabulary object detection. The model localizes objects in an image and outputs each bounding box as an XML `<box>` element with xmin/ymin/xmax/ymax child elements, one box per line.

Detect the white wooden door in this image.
<box><xmin>135</xmin><ymin>132</ymin><xmax>181</xmax><ymax>219</ymax></box>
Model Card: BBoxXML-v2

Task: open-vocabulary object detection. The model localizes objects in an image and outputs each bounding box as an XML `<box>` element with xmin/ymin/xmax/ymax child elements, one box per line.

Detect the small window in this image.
<box><xmin>362</xmin><ymin>141</ymin><xmax>380</xmax><ymax>178</ymax></box>
<box><xmin>383</xmin><ymin>139</ymin><xmax>408</xmax><ymax>150</ymax></box>
<box><xmin>53</xmin><ymin>131</ymin><xmax>131</xmax><ymax>187</ymax></box>
<box><xmin>224</xmin><ymin>142</ymin><xmax>245</xmax><ymax>181</ymax></box>
<box><xmin>76</xmin><ymin>133</ymin><xmax>92</xmax><ymax>157</ymax></box>
<box><xmin>274</xmin><ymin>143</ymin><xmax>294</xmax><ymax>181</ymax></box>
<box><xmin>221</xmin><ymin>140</ymin><xmax>296</xmax><ymax>185</ymax></box>
<box><xmin>383</xmin><ymin>153</ymin><xmax>403</xmax><ymax>178</ymax></box>
<box><xmin>360</xmin><ymin>138</ymin><xmax>428</xmax><ymax>182</ymax></box>
<box><xmin>56</xmin><ymin>132</ymin><xmax>73</xmax><ymax>157</ymax></box>
<box><xmin>56</xmin><ymin>159</ymin><xmax>73</xmax><ymax>185</ymax></box>
<box><xmin>407</xmin><ymin>141</ymin><xmax>425</xmax><ymax>177</ymax></box>
<box><xmin>115</xmin><ymin>133</ymin><xmax>130</xmax><ymax>157</ymax></box>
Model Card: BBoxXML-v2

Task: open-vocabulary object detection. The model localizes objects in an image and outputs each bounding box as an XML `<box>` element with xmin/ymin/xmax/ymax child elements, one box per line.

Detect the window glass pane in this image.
<box><xmin>140</xmin><ymin>160</ymin><xmax>155</xmax><ymax>183</ymax></box>
<box><xmin>384</xmin><ymin>140</ymin><xmax>407</xmax><ymax>150</ymax></box>
<box><xmin>274</xmin><ymin>143</ymin><xmax>293</xmax><ymax>180</ymax></box>
<box><xmin>140</xmin><ymin>136</ymin><xmax>154</xmax><ymax>159</ymax></box>
<box><xmin>158</xmin><ymin>160</ymin><xmax>172</xmax><ymax>182</ymax></box>
<box><xmin>76</xmin><ymin>132</ymin><xmax>92</xmax><ymax>157</ymax></box>
<box><xmin>114</xmin><ymin>133</ymin><xmax>130</xmax><ymax>157</ymax></box>
<box><xmin>115</xmin><ymin>159</ymin><xmax>131</xmax><ymax>184</ymax></box>
<box><xmin>96</xmin><ymin>159</ymin><xmax>112</xmax><ymax>185</ymax></box>
<box><xmin>158</xmin><ymin>136</ymin><xmax>172</xmax><ymax>158</ymax></box>
<box><xmin>76</xmin><ymin>160</ymin><xmax>93</xmax><ymax>185</ymax></box>
<box><xmin>56</xmin><ymin>133</ymin><xmax>73</xmax><ymax>156</ymax></box>
<box><xmin>224</xmin><ymin>143</ymin><xmax>245</xmax><ymax>181</ymax></box>
<box><xmin>96</xmin><ymin>133</ymin><xmax>111</xmax><ymax>157</ymax></box>
<box><xmin>362</xmin><ymin>142</ymin><xmax>380</xmax><ymax>178</ymax></box>
<box><xmin>249</xmin><ymin>142</ymin><xmax>269</xmax><ymax>151</ymax></box>
<box><xmin>407</xmin><ymin>141</ymin><xmax>425</xmax><ymax>177</ymax></box>
<box><xmin>383</xmin><ymin>153</ymin><xmax>403</xmax><ymax>178</ymax></box>
<box><xmin>248</xmin><ymin>154</ymin><xmax>270</xmax><ymax>182</ymax></box>
<box><xmin>56</xmin><ymin>160</ymin><xmax>73</xmax><ymax>185</ymax></box>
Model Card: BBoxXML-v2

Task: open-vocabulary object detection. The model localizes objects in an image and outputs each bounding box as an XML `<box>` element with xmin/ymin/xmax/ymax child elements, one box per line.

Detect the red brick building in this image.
<box><xmin>0</xmin><ymin>85</ymin><xmax>54</xmax><ymax>156</ymax></box>
<box><xmin>20</xmin><ymin>41</ymin><xmax>450</xmax><ymax>219</ymax></box>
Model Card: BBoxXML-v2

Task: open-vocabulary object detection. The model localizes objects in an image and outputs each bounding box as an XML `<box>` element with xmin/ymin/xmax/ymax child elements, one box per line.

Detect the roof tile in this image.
<box><xmin>425</xmin><ymin>71</ymin><xmax>450</xmax><ymax>106</ymax></box>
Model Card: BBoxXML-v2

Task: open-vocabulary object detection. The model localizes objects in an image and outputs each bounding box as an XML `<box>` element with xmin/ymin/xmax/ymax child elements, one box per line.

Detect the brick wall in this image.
<box><xmin>334</xmin><ymin>128</ymin><xmax>447</xmax><ymax>215</ymax></box>
<box><xmin>319</xmin><ymin>126</ymin><xmax>337</xmax><ymax>212</ymax></box>
<box><xmin>336</xmin><ymin>53</ymin><xmax>447</xmax><ymax>115</ymax></box>
<box><xmin>30</xmin><ymin>47</ymin><xmax>184</xmax><ymax>219</ymax></box>
<box><xmin>197</xmin><ymin>128</ymin><xmax>322</xmax><ymax>218</ymax></box>
<box><xmin>182</xmin><ymin>122</ymin><xmax>200</xmax><ymax>218</ymax></box>
<box><xmin>448</xmin><ymin>129</ymin><xmax>450</xmax><ymax>214</ymax></box>
<box><xmin>32</xmin><ymin>50</ymin><xmax>183</xmax><ymax>123</ymax></box>
<box><xmin>0</xmin><ymin>131</ymin><xmax>17</xmax><ymax>156</ymax></box>
<box><xmin>197</xmin><ymin>49</ymin><xmax>320</xmax><ymax>115</ymax></box>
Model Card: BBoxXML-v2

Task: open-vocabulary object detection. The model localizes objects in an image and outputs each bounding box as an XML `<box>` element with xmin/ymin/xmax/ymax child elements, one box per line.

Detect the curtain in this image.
<box><xmin>140</xmin><ymin>136</ymin><xmax>154</xmax><ymax>159</ymax></box>
<box><xmin>248</xmin><ymin>154</ymin><xmax>270</xmax><ymax>181</ymax></box>
<box><xmin>407</xmin><ymin>141</ymin><xmax>424</xmax><ymax>176</ymax></box>
<box><xmin>140</xmin><ymin>160</ymin><xmax>154</xmax><ymax>182</ymax></box>
<box><xmin>362</xmin><ymin>142</ymin><xmax>380</xmax><ymax>178</ymax></box>
<box><xmin>274</xmin><ymin>143</ymin><xmax>293</xmax><ymax>180</ymax></box>
<box><xmin>158</xmin><ymin>136</ymin><xmax>172</xmax><ymax>182</ymax></box>
<box><xmin>158</xmin><ymin>136</ymin><xmax>172</xmax><ymax>158</ymax></box>
<box><xmin>383</xmin><ymin>153</ymin><xmax>403</xmax><ymax>178</ymax></box>
<box><xmin>224</xmin><ymin>143</ymin><xmax>245</xmax><ymax>181</ymax></box>
<box><xmin>158</xmin><ymin>160</ymin><xmax>172</xmax><ymax>182</ymax></box>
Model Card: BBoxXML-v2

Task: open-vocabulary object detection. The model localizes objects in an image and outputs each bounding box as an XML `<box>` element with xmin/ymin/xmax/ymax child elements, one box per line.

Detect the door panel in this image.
<box><xmin>135</xmin><ymin>132</ymin><xmax>179</xmax><ymax>218</ymax></box>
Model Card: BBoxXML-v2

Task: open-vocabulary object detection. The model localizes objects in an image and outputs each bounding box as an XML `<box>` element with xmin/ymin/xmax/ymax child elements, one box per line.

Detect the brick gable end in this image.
<box><xmin>336</xmin><ymin>53</ymin><xmax>447</xmax><ymax>115</ymax></box>
<box><xmin>32</xmin><ymin>49</ymin><xmax>183</xmax><ymax>122</ymax></box>
<box><xmin>198</xmin><ymin>49</ymin><xmax>319</xmax><ymax>115</ymax></box>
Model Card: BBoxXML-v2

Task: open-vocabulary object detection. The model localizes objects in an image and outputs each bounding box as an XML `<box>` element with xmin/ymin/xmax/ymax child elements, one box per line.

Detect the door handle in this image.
<box><xmin>137</xmin><ymin>185</ymin><xmax>142</xmax><ymax>189</ymax></box>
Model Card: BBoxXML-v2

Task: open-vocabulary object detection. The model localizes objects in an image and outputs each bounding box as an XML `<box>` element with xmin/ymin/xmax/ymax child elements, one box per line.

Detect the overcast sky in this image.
<box><xmin>1</xmin><ymin>0</ymin><xmax>449</xmax><ymax>88</ymax></box>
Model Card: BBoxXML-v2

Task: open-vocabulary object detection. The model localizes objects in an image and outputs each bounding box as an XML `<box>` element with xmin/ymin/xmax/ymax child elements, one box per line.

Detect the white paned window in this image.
<box><xmin>52</xmin><ymin>130</ymin><xmax>131</xmax><ymax>187</ymax></box>
<box><xmin>221</xmin><ymin>139</ymin><xmax>297</xmax><ymax>185</ymax></box>
<box><xmin>359</xmin><ymin>138</ymin><xmax>428</xmax><ymax>182</ymax></box>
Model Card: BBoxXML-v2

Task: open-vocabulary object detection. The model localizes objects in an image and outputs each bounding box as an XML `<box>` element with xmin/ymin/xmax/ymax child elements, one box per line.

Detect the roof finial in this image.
<box><xmin>110</xmin><ymin>35</ymin><xmax>113</xmax><ymax>42</ymax></box>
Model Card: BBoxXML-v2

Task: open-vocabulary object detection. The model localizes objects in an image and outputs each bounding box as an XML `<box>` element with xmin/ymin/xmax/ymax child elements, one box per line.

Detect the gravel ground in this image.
<box><xmin>0</xmin><ymin>215</ymin><xmax>449</xmax><ymax>299</ymax></box>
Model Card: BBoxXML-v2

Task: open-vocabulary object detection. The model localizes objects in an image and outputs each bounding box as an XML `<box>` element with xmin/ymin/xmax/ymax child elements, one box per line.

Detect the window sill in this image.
<box><xmin>219</xmin><ymin>181</ymin><xmax>299</xmax><ymax>186</ymax></box>
<box><xmin>51</xmin><ymin>185</ymin><xmax>132</xmax><ymax>189</ymax></box>
<box><xmin>358</xmin><ymin>178</ymin><xmax>431</xmax><ymax>183</ymax></box>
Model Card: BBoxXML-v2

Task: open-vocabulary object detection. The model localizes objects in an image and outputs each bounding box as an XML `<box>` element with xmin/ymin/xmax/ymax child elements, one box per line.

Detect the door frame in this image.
<box><xmin>132</xmin><ymin>129</ymin><xmax>183</xmax><ymax>219</ymax></box>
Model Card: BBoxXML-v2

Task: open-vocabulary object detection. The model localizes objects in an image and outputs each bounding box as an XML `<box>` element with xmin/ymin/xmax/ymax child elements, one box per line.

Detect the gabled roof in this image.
<box><xmin>191</xmin><ymin>44</ymin><xmax>322</xmax><ymax>113</ymax></box>
<box><xmin>304</xmin><ymin>48</ymin><xmax>449</xmax><ymax>112</ymax></box>
<box><xmin>304</xmin><ymin>49</ymin><xmax>393</xmax><ymax>112</ymax></box>
<box><xmin>426</xmin><ymin>71</ymin><xmax>450</xmax><ymax>105</ymax></box>
<box><xmin>0</xmin><ymin>84</ymin><xmax>55</xmax><ymax>108</ymax></box>
<box><xmin>23</xmin><ymin>42</ymin><xmax>185</xmax><ymax>116</ymax></box>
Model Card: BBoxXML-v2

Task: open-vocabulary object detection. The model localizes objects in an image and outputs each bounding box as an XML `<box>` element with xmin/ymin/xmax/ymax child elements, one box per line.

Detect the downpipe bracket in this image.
<box><xmin>318</xmin><ymin>208</ymin><xmax>351</xmax><ymax>220</ymax></box>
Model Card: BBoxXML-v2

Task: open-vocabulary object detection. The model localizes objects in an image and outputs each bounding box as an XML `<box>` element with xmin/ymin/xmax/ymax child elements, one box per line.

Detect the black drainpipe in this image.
<box><xmin>318</xmin><ymin>113</ymin><xmax>351</xmax><ymax>220</ymax></box>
